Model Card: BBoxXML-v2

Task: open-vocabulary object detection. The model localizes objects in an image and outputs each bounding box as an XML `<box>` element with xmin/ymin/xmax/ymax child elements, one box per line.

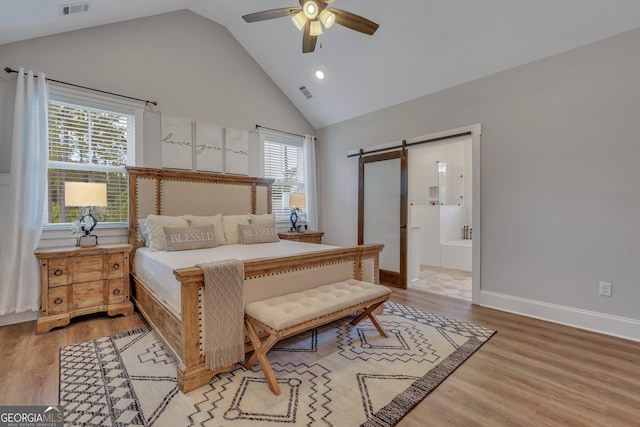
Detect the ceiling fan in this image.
<box><xmin>242</xmin><ymin>0</ymin><xmax>379</xmax><ymax>53</ymax></box>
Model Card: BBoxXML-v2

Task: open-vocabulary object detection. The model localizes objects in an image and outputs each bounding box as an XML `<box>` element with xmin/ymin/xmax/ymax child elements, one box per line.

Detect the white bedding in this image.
<box><xmin>133</xmin><ymin>240</ymin><xmax>339</xmax><ymax>314</ymax></box>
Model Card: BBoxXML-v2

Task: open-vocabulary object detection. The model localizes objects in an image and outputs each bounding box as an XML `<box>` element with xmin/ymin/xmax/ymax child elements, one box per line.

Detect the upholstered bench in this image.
<box><xmin>244</xmin><ymin>279</ymin><xmax>391</xmax><ymax>395</ymax></box>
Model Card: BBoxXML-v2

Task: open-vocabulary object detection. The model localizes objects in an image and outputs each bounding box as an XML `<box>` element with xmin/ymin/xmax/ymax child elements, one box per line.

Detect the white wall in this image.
<box><xmin>317</xmin><ymin>27</ymin><xmax>640</xmax><ymax>339</ymax></box>
<box><xmin>0</xmin><ymin>10</ymin><xmax>315</xmax><ymax>323</ymax></box>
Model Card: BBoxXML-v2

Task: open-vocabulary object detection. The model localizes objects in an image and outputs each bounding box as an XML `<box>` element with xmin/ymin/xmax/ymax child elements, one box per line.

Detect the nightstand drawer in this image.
<box><xmin>108</xmin><ymin>279</ymin><xmax>125</xmax><ymax>304</ymax></box>
<box><xmin>48</xmin><ymin>258</ymin><xmax>70</xmax><ymax>287</ymax></box>
<box><xmin>73</xmin><ymin>280</ymin><xmax>104</xmax><ymax>310</ymax></box>
<box><xmin>48</xmin><ymin>286</ymin><xmax>70</xmax><ymax>315</ymax></box>
<box><xmin>107</xmin><ymin>254</ymin><xmax>125</xmax><ymax>279</ymax></box>
<box><xmin>72</xmin><ymin>255</ymin><xmax>104</xmax><ymax>282</ymax></box>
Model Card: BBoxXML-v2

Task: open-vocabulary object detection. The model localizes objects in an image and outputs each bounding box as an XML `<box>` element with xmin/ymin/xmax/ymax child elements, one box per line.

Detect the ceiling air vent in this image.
<box><xmin>299</xmin><ymin>86</ymin><xmax>313</xmax><ymax>99</ymax></box>
<box><xmin>60</xmin><ymin>2</ymin><xmax>90</xmax><ymax>16</ymax></box>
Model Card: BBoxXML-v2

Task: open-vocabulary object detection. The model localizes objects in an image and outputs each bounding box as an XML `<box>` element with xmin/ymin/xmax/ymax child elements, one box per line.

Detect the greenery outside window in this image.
<box><xmin>47</xmin><ymin>89</ymin><xmax>138</xmax><ymax>226</ymax></box>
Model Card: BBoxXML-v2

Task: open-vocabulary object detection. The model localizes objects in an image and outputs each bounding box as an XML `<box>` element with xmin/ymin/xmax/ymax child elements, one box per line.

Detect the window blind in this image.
<box><xmin>263</xmin><ymin>140</ymin><xmax>305</xmax><ymax>220</ymax></box>
<box><xmin>48</xmin><ymin>101</ymin><xmax>134</xmax><ymax>224</ymax></box>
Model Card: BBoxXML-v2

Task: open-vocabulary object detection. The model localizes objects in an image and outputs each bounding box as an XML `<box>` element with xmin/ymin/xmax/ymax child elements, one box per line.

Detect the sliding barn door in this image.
<box><xmin>358</xmin><ymin>149</ymin><xmax>408</xmax><ymax>288</ymax></box>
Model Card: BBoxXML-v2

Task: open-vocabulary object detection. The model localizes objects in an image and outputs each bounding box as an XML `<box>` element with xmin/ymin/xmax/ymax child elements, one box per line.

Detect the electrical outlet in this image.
<box><xmin>599</xmin><ymin>282</ymin><xmax>612</xmax><ymax>297</ymax></box>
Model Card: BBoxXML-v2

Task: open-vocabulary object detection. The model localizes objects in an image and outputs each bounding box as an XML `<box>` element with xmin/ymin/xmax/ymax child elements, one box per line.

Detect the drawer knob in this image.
<box><xmin>113</xmin><ymin>288</ymin><xmax>121</xmax><ymax>295</ymax></box>
<box><xmin>113</xmin><ymin>263</ymin><xmax>120</xmax><ymax>270</ymax></box>
<box><xmin>54</xmin><ymin>269</ymin><xmax>63</xmax><ymax>276</ymax></box>
<box><xmin>54</xmin><ymin>297</ymin><xmax>63</xmax><ymax>305</ymax></box>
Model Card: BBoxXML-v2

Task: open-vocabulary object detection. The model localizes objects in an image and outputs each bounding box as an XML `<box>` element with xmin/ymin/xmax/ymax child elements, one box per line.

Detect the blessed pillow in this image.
<box><xmin>238</xmin><ymin>223</ymin><xmax>280</xmax><ymax>244</ymax></box>
<box><xmin>248</xmin><ymin>213</ymin><xmax>276</xmax><ymax>228</ymax></box>
<box><xmin>184</xmin><ymin>213</ymin><xmax>226</xmax><ymax>246</ymax></box>
<box><xmin>222</xmin><ymin>214</ymin><xmax>250</xmax><ymax>245</ymax></box>
<box><xmin>163</xmin><ymin>225</ymin><xmax>217</xmax><ymax>252</ymax></box>
<box><xmin>145</xmin><ymin>214</ymin><xmax>189</xmax><ymax>251</ymax></box>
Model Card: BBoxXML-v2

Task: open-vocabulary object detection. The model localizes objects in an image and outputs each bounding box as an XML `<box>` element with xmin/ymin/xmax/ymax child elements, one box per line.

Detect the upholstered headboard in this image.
<box><xmin>126</xmin><ymin>167</ymin><xmax>274</xmax><ymax>248</ymax></box>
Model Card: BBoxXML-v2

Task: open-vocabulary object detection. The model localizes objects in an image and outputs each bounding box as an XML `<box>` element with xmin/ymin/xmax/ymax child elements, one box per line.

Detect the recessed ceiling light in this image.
<box><xmin>315</xmin><ymin>70</ymin><xmax>325</xmax><ymax>80</ymax></box>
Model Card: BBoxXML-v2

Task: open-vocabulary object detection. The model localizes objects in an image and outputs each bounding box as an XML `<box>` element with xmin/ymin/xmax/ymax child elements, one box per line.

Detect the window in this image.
<box><xmin>262</xmin><ymin>134</ymin><xmax>305</xmax><ymax>221</ymax></box>
<box><xmin>47</xmin><ymin>91</ymin><xmax>137</xmax><ymax>226</ymax></box>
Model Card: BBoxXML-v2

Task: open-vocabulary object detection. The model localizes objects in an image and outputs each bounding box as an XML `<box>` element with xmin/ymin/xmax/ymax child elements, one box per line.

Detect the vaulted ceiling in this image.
<box><xmin>3</xmin><ymin>0</ymin><xmax>640</xmax><ymax>128</ymax></box>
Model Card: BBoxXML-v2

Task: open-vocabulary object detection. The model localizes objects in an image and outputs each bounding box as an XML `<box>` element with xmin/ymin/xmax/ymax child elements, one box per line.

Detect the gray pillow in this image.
<box><xmin>163</xmin><ymin>225</ymin><xmax>217</xmax><ymax>251</ymax></box>
<box><xmin>238</xmin><ymin>224</ymin><xmax>280</xmax><ymax>244</ymax></box>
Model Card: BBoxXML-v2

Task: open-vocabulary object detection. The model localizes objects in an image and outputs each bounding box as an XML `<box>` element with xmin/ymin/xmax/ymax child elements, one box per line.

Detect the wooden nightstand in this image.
<box><xmin>35</xmin><ymin>243</ymin><xmax>134</xmax><ymax>334</ymax></box>
<box><xmin>278</xmin><ymin>231</ymin><xmax>324</xmax><ymax>244</ymax></box>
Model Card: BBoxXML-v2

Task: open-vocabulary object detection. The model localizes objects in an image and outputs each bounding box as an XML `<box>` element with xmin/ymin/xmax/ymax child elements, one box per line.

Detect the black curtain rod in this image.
<box><xmin>255</xmin><ymin>124</ymin><xmax>316</xmax><ymax>140</ymax></box>
<box><xmin>347</xmin><ymin>131</ymin><xmax>472</xmax><ymax>158</ymax></box>
<box><xmin>4</xmin><ymin>67</ymin><xmax>158</xmax><ymax>106</ymax></box>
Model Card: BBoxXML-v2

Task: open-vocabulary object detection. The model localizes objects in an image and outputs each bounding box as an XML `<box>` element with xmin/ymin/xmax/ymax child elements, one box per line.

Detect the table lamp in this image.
<box><xmin>285</xmin><ymin>192</ymin><xmax>306</xmax><ymax>232</ymax></box>
<box><xmin>65</xmin><ymin>182</ymin><xmax>108</xmax><ymax>247</ymax></box>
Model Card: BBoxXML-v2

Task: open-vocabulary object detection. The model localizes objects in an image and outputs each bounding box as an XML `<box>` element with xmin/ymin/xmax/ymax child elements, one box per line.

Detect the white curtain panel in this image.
<box><xmin>0</xmin><ymin>68</ymin><xmax>49</xmax><ymax>316</ymax></box>
<box><xmin>303</xmin><ymin>135</ymin><xmax>318</xmax><ymax>231</ymax></box>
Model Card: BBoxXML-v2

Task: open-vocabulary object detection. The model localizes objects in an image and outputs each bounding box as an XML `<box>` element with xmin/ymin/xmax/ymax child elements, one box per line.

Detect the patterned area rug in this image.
<box><xmin>59</xmin><ymin>302</ymin><xmax>495</xmax><ymax>426</ymax></box>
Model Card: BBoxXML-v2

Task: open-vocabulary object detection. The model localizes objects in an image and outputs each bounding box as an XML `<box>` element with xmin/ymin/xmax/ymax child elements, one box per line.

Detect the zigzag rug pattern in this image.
<box><xmin>59</xmin><ymin>301</ymin><xmax>495</xmax><ymax>426</ymax></box>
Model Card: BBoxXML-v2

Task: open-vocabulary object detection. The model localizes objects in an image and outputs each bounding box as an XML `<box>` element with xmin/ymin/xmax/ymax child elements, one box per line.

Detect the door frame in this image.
<box><xmin>358</xmin><ymin>147</ymin><xmax>408</xmax><ymax>288</ymax></box>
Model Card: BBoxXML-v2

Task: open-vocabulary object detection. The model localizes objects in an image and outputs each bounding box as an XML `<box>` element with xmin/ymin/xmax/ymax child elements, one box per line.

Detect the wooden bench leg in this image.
<box><xmin>350</xmin><ymin>301</ymin><xmax>388</xmax><ymax>338</ymax></box>
<box><xmin>244</xmin><ymin>318</ymin><xmax>282</xmax><ymax>396</ymax></box>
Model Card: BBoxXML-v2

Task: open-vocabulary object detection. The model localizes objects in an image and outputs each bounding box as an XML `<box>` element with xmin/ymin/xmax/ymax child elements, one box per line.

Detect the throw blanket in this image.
<box><xmin>196</xmin><ymin>259</ymin><xmax>245</xmax><ymax>370</ymax></box>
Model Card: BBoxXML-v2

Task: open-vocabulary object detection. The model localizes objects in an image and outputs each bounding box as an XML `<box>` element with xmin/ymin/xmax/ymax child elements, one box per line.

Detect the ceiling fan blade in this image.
<box><xmin>242</xmin><ymin>7</ymin><xmax>301</xmax><ymax>23</ymax></box>
<box><xmin>302</xmin><ymin>22</ymin><xmax>317</xmax><ymax>53</ymax></box>
<box><xmin>331</xmin><ymin>8</ymin><xmax>379</xmax><ymax>35</ymax></box>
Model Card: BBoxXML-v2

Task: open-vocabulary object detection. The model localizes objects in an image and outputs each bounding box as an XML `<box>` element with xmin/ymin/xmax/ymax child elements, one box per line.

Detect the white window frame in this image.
<box><xmin>44</xmin><ymin>85</ymin><xmax>144</xmax><ymax>230</ymax></box>
<box><xmin>259</xmin><ymin>130</ymin><xmax>306</xmax><ymax>223</ymax></box>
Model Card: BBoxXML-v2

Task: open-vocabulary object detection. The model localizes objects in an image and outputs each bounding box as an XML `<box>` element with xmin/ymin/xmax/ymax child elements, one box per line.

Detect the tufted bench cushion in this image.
<box><xmin>245</xmin><ymin>279</ymin><xmax>391</xmax><ymax>332</ymax></box>
<box><xmin>244</xmin><ymin>278</ymin><xmax>390</xmax><ymax>395</ymax></box>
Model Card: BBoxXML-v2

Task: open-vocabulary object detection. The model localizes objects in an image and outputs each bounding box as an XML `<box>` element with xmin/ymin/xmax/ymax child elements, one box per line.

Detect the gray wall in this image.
<box><xmin>0</xmin><ymin>9</ymin><xmax>314</xmax><ymax>172</ymax></box>
<box><xmin>0</xmin><ymin>10</ymin><xmax>314</xmax><ymax>251</ymax></box>
<box><xmin>316</xmin><ymin>28</ymin><xmax>640</xmax><ymax>327</ymax></box>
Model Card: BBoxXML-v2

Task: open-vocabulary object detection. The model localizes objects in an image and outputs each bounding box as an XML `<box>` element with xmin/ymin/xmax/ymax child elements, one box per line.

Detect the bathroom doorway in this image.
<box><xmin>407</xmin><ymin>135</ymin><xmax>474</xmax><ymax>301</ymax></box>
<box><xmin>349</xmin><ymin>124</ymin><xmax>481</xmax><ymax>303</ymax></box>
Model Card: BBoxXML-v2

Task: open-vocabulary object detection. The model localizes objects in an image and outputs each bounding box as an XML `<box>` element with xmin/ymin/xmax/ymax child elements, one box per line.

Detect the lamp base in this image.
<box><xmin>77</xmin><ymin>235</ymin><xmax>98</xmax><ymax>247</ymax></box>
<box><xmin>290</xmin><ymin>209</ymin><xmax>298</xmax><ymax>232</ymax></box>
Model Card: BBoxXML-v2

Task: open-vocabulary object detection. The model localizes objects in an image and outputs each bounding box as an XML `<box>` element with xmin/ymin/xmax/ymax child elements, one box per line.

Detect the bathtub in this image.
<box><xmin>440</xmin><ymin>239</ymin><xmax>472</xmax><ymax>271</ymax></box>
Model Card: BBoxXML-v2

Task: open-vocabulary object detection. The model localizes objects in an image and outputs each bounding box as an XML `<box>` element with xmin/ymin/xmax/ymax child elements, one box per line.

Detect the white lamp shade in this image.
<box><xmin>288</xmin><ymin>192</ymin><xmax>306</xmax><ymax>208</ymax></box>
<box><xmin>302</xmin><ymin>0</ymin><xmax>319</xmax><ymax>19</ymax></box>
<box><xmin>292</xmin><ymin>11</ymin><xmax>308</xmax><ymax>30</ymax></box>
<box><xmin>309</xmin><ymin>20</ymin><xmax>323</xmax><ymax>36</ymax></box>
<box><xmin>319</xmin><ymin>9</ymin><xmax>335</xmax><ymax>28</ymax></box>
<box><xmin>64</xmin><ymin>182</ymin><xmax>108</xmax><ymax>207</ymax></box>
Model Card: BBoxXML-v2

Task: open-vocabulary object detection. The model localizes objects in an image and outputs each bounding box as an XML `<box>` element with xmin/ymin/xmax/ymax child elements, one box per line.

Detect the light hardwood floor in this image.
<box><xmin>1</xmin><ymin>288</ymin><xmax>638</xmax><ymax>426</ymax></box>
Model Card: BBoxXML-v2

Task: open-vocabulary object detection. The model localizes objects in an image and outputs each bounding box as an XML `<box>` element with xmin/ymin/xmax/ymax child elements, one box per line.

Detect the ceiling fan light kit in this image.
<box><xmin>242</xmin><ymin>0</ymin><xmax>379</xmax><ymax>53</ymax></box>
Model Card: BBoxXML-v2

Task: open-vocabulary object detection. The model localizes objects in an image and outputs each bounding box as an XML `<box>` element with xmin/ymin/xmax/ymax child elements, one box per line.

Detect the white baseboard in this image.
<box><xmin>480</xmin><ymin>290</ymin><xmax>640</xmax><ymax>342</ymax></box>
<box><xmin>0</xmin><ymin>310</ymin><xmax>38</xmax><ymax>327</ymax></box>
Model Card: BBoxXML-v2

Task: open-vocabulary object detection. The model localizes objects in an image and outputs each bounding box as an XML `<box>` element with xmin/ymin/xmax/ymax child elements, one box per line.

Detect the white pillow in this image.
<box><xmin>248</xmin><ymin>213</ymin><xmax>276</xmax><ymax>228</ymax></box>
<box><xmin>145</xmin><ymin>214</ymin><xmax>189</xmax><ymax>251</ymax></box>
<box><xmin>222</xmin><ymin>214</ymin><xmax>250</xmax><ymax>245</ymax></box>
<box><xmin>137</xmin><ymin>218</ymin><xmax>151</xmax><ymax>247</ymax></box>
<box><xmin>184</xmin><ymin>213</ymin><xmax>226</xmax><ymax>246</ymax></box>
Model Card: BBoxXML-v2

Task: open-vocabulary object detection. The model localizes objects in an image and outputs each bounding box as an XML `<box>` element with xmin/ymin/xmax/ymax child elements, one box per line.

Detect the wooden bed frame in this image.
<box><xmin>126</xmin><ymin>167</ymin><xmax>383</xmax><ymax>393</ymax></box>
